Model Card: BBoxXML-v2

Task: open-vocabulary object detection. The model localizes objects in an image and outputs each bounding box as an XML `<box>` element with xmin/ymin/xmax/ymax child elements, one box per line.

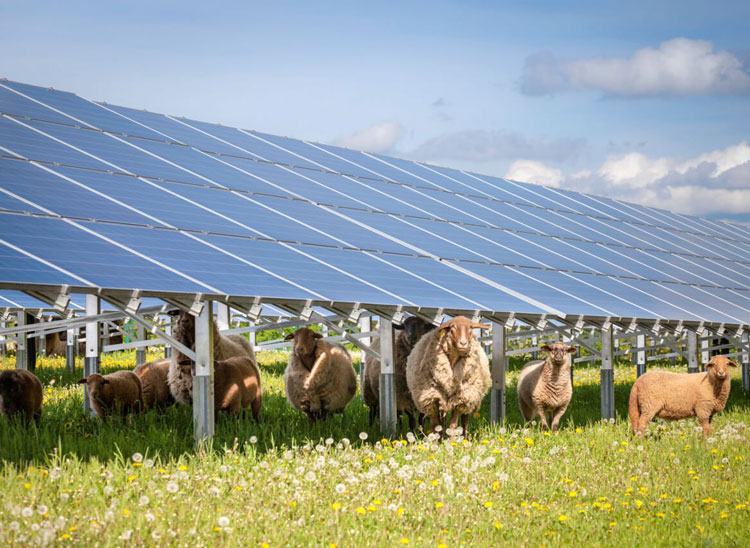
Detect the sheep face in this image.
<box><xmin>77</xmin><ymin>374</ymin><xmax>111</xmax><ymax>406</ymax></box>
<box><xmin>176</xmin><ymin>361</ymin><xmax>194</xmax><ymax>400</ymax></box>
<box><xmin>0</xmin><ymin>371</ymin><xmax>23</xmax><ymax>414</ymax></box>
<box><xmin>705</xmin><ymin>355</ymin><xmax>737</xmax><ymax>381</ymax></box>
<box><xmin>439</xmin><ymin>316</ymin><xmax>490</xmax><ymax>357</ymax></box>
<box><xmin>541</xmin><ymin>342</ymin><xmax>577</xmax><ymax>366</ymax></box>
<box><xmin>395</xmin><ymin>316</ymin><xmax>434</xmax><ymax>348</ymax></box>
<box><xmin>173</xmin><ymin>311</ymin><xmax>196</xmax><ymax>351</ymax></box>
<box><xmin>284</xmin><ymin>328</ymin><xmax>322</xmax><ymax>369</ymax></box>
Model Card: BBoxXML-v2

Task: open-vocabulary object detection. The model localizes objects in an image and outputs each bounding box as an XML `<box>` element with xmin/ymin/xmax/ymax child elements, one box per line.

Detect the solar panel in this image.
<box><xmin>1</xmin><ymin>79</ymin><xmax>748</xmax><ymax>325</ymax></box>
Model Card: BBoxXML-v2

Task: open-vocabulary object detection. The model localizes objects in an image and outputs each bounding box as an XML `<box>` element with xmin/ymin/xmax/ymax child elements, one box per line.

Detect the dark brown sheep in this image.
<box><xmin>78</xmin><ymin>371</ymin><xmax>142</xmax><ymax>420</ymax></box>
<box><xmin>133</xmin><ymin>358</ymin><xmax>173</xmax><ymax>410</ymax></box>
<box><xmin>0</xmin><ymin>369</ymin><xmax>43</xmax><ymax>424</ymax></box>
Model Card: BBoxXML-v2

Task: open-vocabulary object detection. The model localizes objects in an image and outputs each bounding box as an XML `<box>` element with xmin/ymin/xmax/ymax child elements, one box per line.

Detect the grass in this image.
<box><xmin>1</xmin><ymin>350</ymin><xmax>749</xmax><ymax>547</ymax></box>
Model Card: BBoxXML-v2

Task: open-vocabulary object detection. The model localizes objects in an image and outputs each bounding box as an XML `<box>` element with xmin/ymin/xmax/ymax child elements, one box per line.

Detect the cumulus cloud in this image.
<box><xmin>521</xmin><ymin>38</ymin><xmax>750</xmax><ymax>97</ymax></box>
<box><xmin>505</xmin><ymin>160</ymin><xmax>563</xmax><ymax>187</ymax></box>
<box><xmin>410</xmin><ymin>130</ymin><xmax>585</xmax><ymax>163</ymax></box>
<box><xmin>523</xmin><ymin>141</ymin><xmax>750</xmax><ymax>218</ymax></box>
<box><xmin>336</xmin><ymin>122</ymin><xmax>403</xmax><ymax>154</ymax></box>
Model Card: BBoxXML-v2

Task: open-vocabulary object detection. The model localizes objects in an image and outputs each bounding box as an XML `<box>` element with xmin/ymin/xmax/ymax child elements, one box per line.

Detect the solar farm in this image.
<box><xmin>1</xmin><ymin>80</ymin><xmax>749</xmax><ymax>546</ymax></box>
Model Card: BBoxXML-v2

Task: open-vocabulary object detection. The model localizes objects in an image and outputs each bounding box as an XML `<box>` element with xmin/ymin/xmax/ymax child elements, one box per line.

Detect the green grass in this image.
<box><xmin>1</xmin><ymin>350</ymin><xmax>749</xmax><ymax>547</ymax></box>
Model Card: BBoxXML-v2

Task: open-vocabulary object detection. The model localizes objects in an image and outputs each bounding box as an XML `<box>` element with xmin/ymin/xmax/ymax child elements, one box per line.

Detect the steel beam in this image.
<box><xmin>490</xmin><ymin>322</ymin><xmax>507</xmax><ymax>424</ymax></box>
<box><xmin>600</xmin><ymin>325</ymin><xmax>614</xmax><ymax>420</ymax></box>
<box><xmin>636</xmin><ymin>334</ymin><xmax>646</xmax><ymax>377</ymax></box>
<box><xmin>66</xmin><ymin>328</ymin><xmax>75</xmax><ymax>371</ymax></box>
<box><xmin>358</xmin><ymin>315</ymin><xmax>372</xmax><ymax>387</ymax></box>
<box><xmin>135</xmin><ymin>323</ymin><xmax>146</xmax><ymax>365</ymax></box>
<box><xmin>15</xmin><ymin>311</ymin><xmax>28</xmax><ymax>370</ymax></box>
<box><xmin>193</xmin><ymin>304</ymin><xmax>215</xmax><ymax>447</ymax></box>
<box><xmin>84</xmin><ymin>295</ymin><xmax>100</xmax><ymax>415</ymax></box>
<box><xmin>164</xmin><ymin>317</ymin><xmax>172</xmax><ymax>359</ymax></box>
<box><xmin>378</xmin><ymin>318</ymin><xmax>397</xmax><ymax>437</ymax></box>
<box><xmin>687</xmin><ymin>330</ymin><xmax>700</xmax><ymax>373</ymax></box>
<box><xmin>742</xmin><ymin>332</ymin><xmax>749</xmax><ymax>392</ymax></box>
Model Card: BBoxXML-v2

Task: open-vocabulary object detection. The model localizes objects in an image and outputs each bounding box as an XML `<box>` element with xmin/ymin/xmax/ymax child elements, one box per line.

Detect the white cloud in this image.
<box><xmin>335</xmin><ymin>122</ymin><xmax>403</xmax><ymax>154</ymax></box>
<box><xmin>530</xmin><ymin>141</ymin><xmax>750</xmax><ymax>218</ymax></box>
<box><xmin>522</xmin><ymin>38</ymin><xmax>750</xmax><ymax>97</ymax></box>
<box><xmin>505</xmin><ymin>160</ymin><xmax>563</xmax><ymax>188</ymax></box>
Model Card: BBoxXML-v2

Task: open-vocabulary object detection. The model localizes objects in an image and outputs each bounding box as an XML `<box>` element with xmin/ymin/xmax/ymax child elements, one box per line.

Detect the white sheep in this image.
<box><xmin>406</xmin><ymin>316</ymin><xmax>491</xmax><ymax>435</ymax></box>
<box><xmin>517</xmin><ymin>342</ymin><xmax>577</xmax><ymax>431</ymax></box>
<box><xmin>629</xmin><ymin>354</ymin><xmax>737</xmax><ymax>437</ymax></box>
<box><xmin>283</xmin><ymin>327</ymin><xmax>357</xmax><ymax>423</ymax></box>
<box><xmin>167</xmin><ymin>311</ymin><xmax>257</xmax><ymax>405</ymax></box>
<box><xmin>362</xmin><ymin>316</ymin><xmax>434</xmax><ymax>430</ymax></box>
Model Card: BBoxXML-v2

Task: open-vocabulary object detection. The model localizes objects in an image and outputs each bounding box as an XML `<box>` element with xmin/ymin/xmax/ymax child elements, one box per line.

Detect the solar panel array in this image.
<box><xmin>1</xmin><ymin>79</ymin><xmax>749</xmax><ymax>325</ymax></box>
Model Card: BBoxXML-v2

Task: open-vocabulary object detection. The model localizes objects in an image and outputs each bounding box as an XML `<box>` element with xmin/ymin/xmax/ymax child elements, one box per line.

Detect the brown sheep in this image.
<box><xmin>44</xmin><ymin>332</ymin><xmax>67</xmax><ymax>357</ymax></box>
<box><xmin>363</xmin><ymin>316</ymin><xmax>433</xmax><ymax>430</ymax></box>
<box><xmin>517</xmin><ymin>342</ymin><xmax>577</xmax><ymax>431</ymax></box>
<box><xmin>78</xmin><ymin>371</ymin><xmax>142</xmax><ymax>420</ymax></box>
<box><xmin>133</xmin><ymin>358</ymin><xmax>173</xmax><ymax>410</ymax></box>
<box><xmin>629</xmin><ymin>355</ymin><xmax>737</xmax><ymax>437</ymax></box>
<box><xmin>284</xmin><ymin>328</ymin><xmax>357</xmax><ymax>424</ymax></box>
<box><xmin>0</xmin><ymin>369</ymin><xmax>43</xmax><ymax>424</ymax></box>
<box><xmin>173</xmin><ymin>356</ymin><xmax>262</xmax><ymax>420</ymax></box>
<box><xmin>406</xmin><ymin>316</ymin><xmax>491</xmax><ymax>435</ymax></box>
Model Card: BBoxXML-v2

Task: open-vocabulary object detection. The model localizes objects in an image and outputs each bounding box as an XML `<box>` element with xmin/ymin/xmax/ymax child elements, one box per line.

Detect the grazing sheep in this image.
<box><xmin>629</xmin><ymin>355</ymin><xmax>737</xmax><ymax>437</ymax></box>
<box><xmin>406</xmin><ymin>316</ymin><xmax>491</xmax><ymax>435</ymax></box>
<box><xmin>78</xmin><ymin>371</ymin><xmax>142</xmax><ymax>420</ymax></box>
<box><xmin>168</xmin><ymin>311</ymin><xmax>257</xmax><ymax>405</ymax></box>
<box><xmin>44</xmin><ymin>332</ymin><xmax>67</xmax><ymax>357</ymax></box>
<box><xmin>517</xmin><ymin>342</ymin><xmax>577</xmax><ymax>431</ymax></box>
<box><xmin>133</xmin><ymin>358</ymin><xmax>173</xmax><ymax>410</ymax></box>
<box><xmin>284</xmin><ymin>327</ymin><xmax>357</xmax><ymax>424</ymax></box>
<box><xmin>175</xmin><ymin>356</ymin><xmax>262</xmax><ymax>420</ymax></box>
<box><xmin>363</xmin><ymin>316</ymin><xmax>434</xmax><ymax>430</ymax></box>
<box><xmin>0</xmin><ymin>369</ymin><xmax>43</xmax><ymax>424</ymax></box>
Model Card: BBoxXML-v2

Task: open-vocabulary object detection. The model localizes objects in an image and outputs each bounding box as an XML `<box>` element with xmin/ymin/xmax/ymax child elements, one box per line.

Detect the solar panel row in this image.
<box><xmin>1</xmin><ymin>80</ymin><xmax>748</xmax><ymax>325</ymax></box>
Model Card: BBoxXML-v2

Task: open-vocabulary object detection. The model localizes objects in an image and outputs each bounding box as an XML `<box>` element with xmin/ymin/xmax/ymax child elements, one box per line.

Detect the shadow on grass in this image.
<box><xmin>2</xmin><ymin>359</ymin><xmax>749</xmax><ymax>466</ymax></box>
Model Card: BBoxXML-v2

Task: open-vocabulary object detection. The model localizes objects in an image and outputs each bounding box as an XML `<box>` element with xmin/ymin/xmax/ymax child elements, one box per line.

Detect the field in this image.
<box><xmin>1</xmin><ymin>350</ymin><xmax>749</xmax><ymax>547</ymax></box>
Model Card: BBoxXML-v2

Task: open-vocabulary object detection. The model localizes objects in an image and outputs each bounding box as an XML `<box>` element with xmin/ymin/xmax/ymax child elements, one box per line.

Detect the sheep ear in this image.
<box><xmin>438</xmin><ymin>319</ymin><xmax>455</xmax><ymax>332</ymax></box>
<box><xmin>705</xmin><ymin>361</ymin><xmax>714</xmax><ymax>368</ymax></box>
<box><xmin>471</xmin><ymin>322</ymin><xmax>491</xmax><ymax>330</ymax></box>
<box><xmin>394</xmin><ymin>323</ymin><xmax>405</xmax><ymax>330</ymax></box>
<box><xmin>540</xmin><ymin>345</ymin><xmax>552</xmax><ymax>352</ymax></box>
<box><xmin>77</xmin><ymin>378</ymin><xmax>88</xmax><ymax>384</ymax></box>
<box><xmin>728</xmin><ymin>360</ymin><xmax>738</xmax><ymax>368</ymax></box>
<box><xmin>567</xmin><ymin>346</ymin><xmax>577</xmax><ymax>354</ymax></box>
<box><xmin>313</xmin><ymin>333</ymin><xmax>323</xmax><ymax>339</ymax></box>
<box><xmin>101</xmin><ymin>379</ymin><xmax>110</xmax><ymax>384</ymax></box>
<box><xmin>284</xmin><ymin>333</ymin><xmax>295</xmax><ymax>341</ymax></box>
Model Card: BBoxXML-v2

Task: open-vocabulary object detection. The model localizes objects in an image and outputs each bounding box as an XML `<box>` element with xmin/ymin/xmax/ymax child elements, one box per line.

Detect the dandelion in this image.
<box><xmin>143</xmin><ymin>458</ymin><xmax>154</xmax><ymax>468</ymax></box>
<box><xmin>37</xmin><ymin>505</ymin><xmax>48</xmax><ymax>515</ymax></box>
<box><xmin>118</xmin><ymin>530</ymin><xmax>132</xmax><ymax>541</ymax></box>
<box><xmin>558</xmin><ymin>514</ymin><xmax>569</xmax><ymax>522</ymax></box>
<box><xmin>9</xmin><ymin>522</ymin><xmax>20</xmax><ymax>531</ymax></box>
<box><xmin>325</xmin><ymin>437</ymin><xmax>334</xmax><ymax>446</ymax></box>
<box><xmin>249</xmin><ymin>436</ymin><xmax>258</xmax><ymax>444</ymax></box>
<box><xmin>22</xmin><ymin>507</ymin><xmax>33</xmax><ymax>518</ymax></box>
<box><xmin>305</xmin><ymin>471</ymin><xmax>316</xmax><ymax>482</ymax></box>
<box><xmin>132</xmin><ymin>452</ymin><xmax>143</xmax><ymax>463</ymax></box>
<box><xmin>359</xmin><ymin>432</ymin><xmax>368</xmax><ymax>441</ymax></box>
<box><xmin>524</xmin><ymin>438</ymin><xmax>534</xmax><ymax>447</ymax></box>
<box><xmin>435</xmin><ymin>502</ymin><xmax>443</xmax><ymax>509</ymax></box>
<box><xmin>335</xmin><ymin>483</ymin><xmax>346</xmax><ymax>494</ymax></box>
<box><xmin>218</xmin><ymin>516</ymin><xmax>230</xmax><ymax>527</ymax></box>
<box><xmin>331</xmin><ymin>503</ymin><xmax>341</xmax><ymax>511</ymax></box>
<box><xmin>167</xmin><ymin>482</ymin><xmax>179</xmax><ymax>493</ymax></box>
<box><xmin>484</xmin><ymin>502</ymin><xmax>493</xmax><ymax>508</ymax></box>
<box><xmin>400</xmin><ymin>538</ymin><xmax>409</xmax><ymax>544</ymax></box>
<box><xmin>139</xmin><ymin>496</ymin><xmax>149</xmax><ymax>506</ymax></box>
<box><xmin>145</xmin><ymin>512</ymin><xmax>155</xmax><ymax>522</ymax></box>
<box><xmin>356</xmin><ymin>507</ymin><xmax>366</xmax><ymax>515</ymax></box>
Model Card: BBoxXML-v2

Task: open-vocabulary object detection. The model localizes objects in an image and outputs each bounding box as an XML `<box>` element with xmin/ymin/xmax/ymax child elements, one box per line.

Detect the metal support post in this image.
<box><xmin>600</xmin><ymin>325</ymin><xmax>614</xmax><ymax>420</ymax></box>
<box><xmin>0</xmin><ymin>320</ymin><xmax>6</xmax><ymax>355</ymax></box>
<box><xmin>700</xmin><ymin>338</ymin><xmax>709</xmax><ymax>371</ymax></box>
<box><xmin>216</xmin><ymin>303</ymin><xmax>230</xmax><ymax>332</ymax></box>
<box><xmin>636</xmin><ymin>334</ymin><xmax>646</xmax><ymax>377</ymax></box>
<box><xmin>687</xmin><ymin>330</ymin><xmax>699</xmax><ymax>373</ymax></box>
<box><xmin>39</xmin><ymin>323</ymin><xmax>47</xmax><ymax>356</ymax></box>
<box><xmin>15</xmin><ymin>311</ymin><xmax>27</xmax><ymax>370</ymax></box>
<box><xmin>193</xmin><ymin>304</ymin><xmax>215</xmax><ymax>447</ymax></box>
<box><xmin>248</xmin><ymin>321</ymin><xmax>256</xmax><ymax>351</ymax></box>
<box><xmin>378</xmin><ymin>318</ymin><xmax>397</xmax><ymax>437</ymax></box>
<box><xmin>66</xmin><ymin>328</ymin><xmax>75</xmax><ymax>372</ymax></box>
<box><xmin>84</xmin><ymin>295</ymin><xmax>101</xmax><ymax>414</ymax></box>
<box><xmin>490</xmin><ymin>322</ymin><xmax>507</xmax><ymax>424</ymax></box>
<box><xmin>742</xmin><ymin>332</ymin><xmax>749</xmax><ymax>392</ymax></box>
<box><xmin>135</xmin><ymin>323</ymin><xmax>146</xmax><ymax>365</ymax></box>
<box><xmin>531</xmin><ymin>334</ymin><xmax>538</xmax><ymax>360</ymax></box>
<box><xmin>358</xmin><ymin>316</ymin><xmax>372</xmax><ymax>387</ymax></box>
<box><xmin>164</xmin><ymin>317</ymin><xmax>172</xmax><ymax>359</ymax></box>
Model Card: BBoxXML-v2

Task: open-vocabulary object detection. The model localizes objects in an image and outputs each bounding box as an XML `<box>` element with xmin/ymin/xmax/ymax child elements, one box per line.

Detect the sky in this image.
<box><xmin>2</xmin><ymin>0</ymin><xmax>749</xmax><ymax>223</ymax></box>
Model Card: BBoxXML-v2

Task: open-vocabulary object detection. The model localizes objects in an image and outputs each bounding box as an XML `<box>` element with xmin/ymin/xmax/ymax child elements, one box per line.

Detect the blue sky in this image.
<box><xmin>2</xmin><ymin>1</ymin><xmax>749</xmax><ymax>222</ymax></box>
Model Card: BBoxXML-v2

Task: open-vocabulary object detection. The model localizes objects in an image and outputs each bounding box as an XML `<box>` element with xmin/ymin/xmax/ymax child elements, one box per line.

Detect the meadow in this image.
<box><xmin>1</xmin><ymin>349</ymin><xmax>749</xmax><ymax>547</ymax></box>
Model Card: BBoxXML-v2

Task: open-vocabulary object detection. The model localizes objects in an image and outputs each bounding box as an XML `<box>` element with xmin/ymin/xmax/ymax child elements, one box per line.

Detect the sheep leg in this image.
<box><xmin>251</xmin><ymin>395</ymin><xmax>262</xmax><ymax>423</ymax></box>
<box><xmin>519</xmin><ymin>398</ymin><xmax>535</xmax><ymax>423</ymax></box>
<box><xmin>405</xmin><ymin>410</ymin><xmax>416</xmax><ymax>432</ymax></box>
<box><xmin>460</xmin><ymin>414</ymin><xmax>469</xmax><ymax>436</ymax></box>
<box><xmin>448</xmin><ymin>411</ymin><xmax>460</xmax><ymax>437</ymax></box>
<box><xmin>550</xmin><ymin>405</ymin><xmax>567</xmax><ymax>432</ymax></box>
<box><xmin>535</xmin><ymin>404</ymin><xmax>550</xmax><ymax>430</ymax></box>
<box><xmin>368</xmin><ymin>405</ymin><xmax>377</xmax><ymax>427</ymax></box>
<box><xmin>698</xmin><ymin>415</ymin><xmax>712</xmax><ymax>438</ymax></box>
<box><xmin>635</xmin><ymin>408</ymin><xmax>657</xmax><ymax>437</ymax></box>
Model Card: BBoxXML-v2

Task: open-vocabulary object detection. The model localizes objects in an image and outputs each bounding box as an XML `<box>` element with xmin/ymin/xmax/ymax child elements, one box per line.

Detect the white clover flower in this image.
<box><xmin>139</xmin><ymin>496</ymin><xmax>150</xmax><ymax>507</ymax></box>
<box><xmin>145</xmin><ymin>512</ymin><xmax>155</xmax><ymax>522</ymax></box>
<box><xmin>218</xmin><ymin>516</ymin><xmax>230</xmax><ymax>527</ymax></box>
<box><xmin>167</xmin><ymin>482</ymin><xmax>179</xmax><ymax>493</ymax></box>
<box><xmin>118</xmin><ymin>530</ymin><xmax>132</xmax><ymax>541</ymax></box>
<box><xmin>21</xmin><ymin>507</ymin><xmax>33</xmax><ymax>518</ymax></box>
<box><xmin>335</xmin><ymin>483</ymin><xmax>346</xmax><ymax>494</ymax></box>
<box><xmin>359</xmin><ymin>432</ymin><xmax>368</xmax><ymax>441</ymax></box>
<box><xmin>36</xmin><ymin>505</ymin><xmax>48</xmax><ymax>515</ymax></box>
<box><xmin>132</xmin><ymin>452</ymin><xmax>143</xmax><ymax>463</ymax></box>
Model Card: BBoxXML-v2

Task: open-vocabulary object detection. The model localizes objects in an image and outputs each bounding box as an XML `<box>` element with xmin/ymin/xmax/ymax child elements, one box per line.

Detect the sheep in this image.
<box><xmin>406</xmin><ymin>316</ymin><xmax>491</xmax><ymax>435</ymax></box>
<box><xmin>44</xmin><ymin>332</ymin><xmax>67</xmax><ymax>357</ymax></box>
<box><xmin>629</xmin><ymin>354</ymin><xmax>737</xmax><ymax>437</ymax></box>
<box><xmin>517</xmin><ymin>342</ymin><xmax>577</xmax><ymax>431</ymax></box>
<box><xmin>168</xmin><ymin>311</ymin><xmax>257</xmax><ymax>405</ymax></box>
<box><xmin>78</xmin><ymin>370</ymin><xmax>142</xmax><ymax>420</ymax></box>
<box><xmin>0</xmin><ymin>369</ymin><xmax>43</xmax><ymax>424</ymax></box>
<box><xmin>133</xmin><ymin>358</ymin><xmax>173</xmax><ymax>410</ymax></box>
<box><xmin>363</xmin><ymin>316</ymin><xmax>434</xmax><ymax>430</ymax></box>
<box><xmin>173</xmin><ymin>356</ymin><xmax>262</xmax><ymax>420</ymax></box>
<box><xmin>283</xmin><ymin>327</ymin><xmax>357</xmax><ymax>424</ymax></box>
